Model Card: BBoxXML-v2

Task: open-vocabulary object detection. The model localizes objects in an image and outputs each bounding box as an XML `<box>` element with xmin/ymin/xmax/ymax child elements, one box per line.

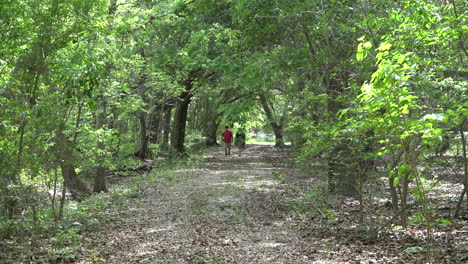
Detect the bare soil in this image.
<box><xmin>86</xmin><ymin>144</ymin><xmax>467</xmax><ymax>263</ymax></box>
<box><xmin>2</xmin><ymin>144</ymin><xmax>467</xmax><ymax>263</ymax></box>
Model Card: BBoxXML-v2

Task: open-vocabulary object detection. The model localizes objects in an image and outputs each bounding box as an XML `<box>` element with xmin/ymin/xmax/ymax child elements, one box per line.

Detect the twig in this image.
<box><xmin>376</xmin><ymin>207</ymin><xmax>409</xmax><ymax>235</ymax></box>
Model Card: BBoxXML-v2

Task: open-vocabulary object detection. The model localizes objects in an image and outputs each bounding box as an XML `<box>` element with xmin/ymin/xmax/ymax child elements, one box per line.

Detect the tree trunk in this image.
<box><xmin>56</xmin><ymin>130</ymin><xmax>90</xmax><ymax>199</ymax></box>
<box><xmin>388</xmin><ymin>150</ymin><xmax>403</xmax><ymax>219</ymax></box>
<box><xmin>51</xmin><ymin>168</ymin><xmax>58</xmax><ymax>221</ymax></box>
<box><xmin>172</xmin><ymin>93</ymin><xmax>192</xmax><ymax>155</ymax></box>
<box><xmin>324</xmin><ymin>70</ymin><xmax>361</xmax><ymax>197</ymax></box>
<box><xmin>259</xmin><ymin>91</ymin><xmax>284</xmax><ymax>148</ymax></box>
<box><xmin>400</xmin><ymin>171</ymin><xmax>409</xmax><ymax>227</ymax></box>
<box><xmin>60</xmin><ymin>162</ymin><xmax>90</xmax><ymax>199</ymax></box>
<box><xmin>455</xmin><ymin>118</ymin><xmax>467</xmax><ymax>217</ymax></box>
<box><xmin>161</xmin><ymin>104</ymin><xmax>172</xmax><ymax>151</ymax></box>
<box><xmin>399</xmin><ymin>137</ymin><xmax>422</xmax><ymax>228</ymax></box>
<box><xmin>58</xmin><ymin>181</ymin><xmax>66</xmax><ymax>220</ymax></box>
<box><xmin>109</xmin><ymin>106</ymin><xmax>120</xmax><ymax>158</ymax></box>
<box><xmin>271</xmin><ymin>124</ymin><xmax>284</xmax><ymax>148</ymax></box>
<box><xmin>93</xmin><ymin>100</ymin><xmax>108</xmax><ymax>193</ymax></box>
<box><xmin>150</xmin><ymin>104</ymin><xmax>162</xmax><ymax>144</ymax></box>
<box><xmin>204</xmin><ymin>119</ymin><xmax>220</xmax><ymax>146</ymax></box>
<box><xmin>134</xmin><ymin>112</ymin><xmax>149</xmax><ymax>159</ymax></box>
<box><xmin>389</xmin><ymin>170</ymin><xmax>400</xmax><ymax>216</ymax></box>
<box><xmin>133</xmin><ymin>47</ymin><xmax>150</xmax><ymax>159</ymax></box>
<box><xmin>172</xmin><ymin>71</ymin><xmax>198</xmax><ymax>156</ymax></box>
<box><xmin>327</xmin><ymin>142</ymin><xmax>360</xmax><ymax>197</ymax></box>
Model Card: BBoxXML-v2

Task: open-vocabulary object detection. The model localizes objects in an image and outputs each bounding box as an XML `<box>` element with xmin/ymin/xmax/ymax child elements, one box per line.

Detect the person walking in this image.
<box><xmin>235</xmin><ymin>129</ymin><xmax>246</xmax><ymax>156</ymax></box>
<box><xmin>222</xmin><ymin>126</ymin><xmax>233</xmax><ymax>156</ymax></box>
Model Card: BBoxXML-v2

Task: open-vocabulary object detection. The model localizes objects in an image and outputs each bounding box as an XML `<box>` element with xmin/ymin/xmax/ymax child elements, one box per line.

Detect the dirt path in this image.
<box><xmin>2</xmin><ymin>145</ymin><xmax>465</xmax><ymax>263</ymax></box>
<box><xmin>83</xmin><ymin>144</ymin><xmax>464</xmax><ymax>264</ymax></box>
<box><xmin>90</xmin><ymin>144</ymin><xmax>324</xmax><ymax>263</ymax></box>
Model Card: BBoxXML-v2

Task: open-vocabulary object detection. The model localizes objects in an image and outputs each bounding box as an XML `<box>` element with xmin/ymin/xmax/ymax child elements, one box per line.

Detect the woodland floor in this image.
<box><xmin>2</xmin><ymin>144</ymin><xmax>468</xmax><ymax>263</ymax></box>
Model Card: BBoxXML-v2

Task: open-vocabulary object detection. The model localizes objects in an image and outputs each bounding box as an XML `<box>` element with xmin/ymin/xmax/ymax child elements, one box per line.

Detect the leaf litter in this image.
<box><xmin>2</xmin><ymin>145</ymin><xmax>467</xmax><ymax>263</ymax></box>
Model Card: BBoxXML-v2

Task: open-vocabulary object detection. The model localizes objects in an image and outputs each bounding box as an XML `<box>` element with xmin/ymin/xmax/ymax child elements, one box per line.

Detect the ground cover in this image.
<box><xmin>1</xmin><ymin>144</ymin><xmax>466</xmax><ymax>263</ymax></box>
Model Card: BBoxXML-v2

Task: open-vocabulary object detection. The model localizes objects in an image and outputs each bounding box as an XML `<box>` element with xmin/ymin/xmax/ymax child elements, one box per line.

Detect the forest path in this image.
<box><xmin>92</xmin><ymin>144</ymin><xmax>323</xmax><ymax>264</ymax></box>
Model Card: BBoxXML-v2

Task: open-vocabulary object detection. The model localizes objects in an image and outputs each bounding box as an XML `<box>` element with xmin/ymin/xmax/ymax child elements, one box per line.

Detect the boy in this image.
<box><xmin>221</xmin><ymin>126</ymin><xmax>233</xmax><ymax>156</ymax></box>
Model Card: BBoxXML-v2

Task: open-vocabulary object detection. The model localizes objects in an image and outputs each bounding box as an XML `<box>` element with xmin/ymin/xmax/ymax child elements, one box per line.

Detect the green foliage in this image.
<box><xmin>290</xmin><ymin>185</ymin><xmax>337</xmax><ymax>223</ymax></box>
<box><xmin>350</xmin><ymin>0</ymin><xmax>467</xmax><ymax>230</ymax></box>
<box><xmin>1</xmin><ymin>1</ymin><xmax>467</xmax><ymax>260</ymax></box>
<box><xmin>435</xmin><ymin>218</ymin><xmax>452</xmax><ymax>226</ymax></box>
<box><xmin>271</xmin><ymin>171</ymin><xmax>285</xmax><ymax>184</ymax></box>
<box><xmin>455</xmin><ymin>243</ymin><xmax>468</xmax><ymax>250</ymax></box>
<box><xmin>403</xmin><ymin>246</ymin><xmax>425</xmax><ymax>254</ymax></box>
<box><xmin>55</xmin><ymin>228</ymin><xmax>81</xmax><ymax>246</ymax></box>
<box><xmin>110</xmin><ymin>187</ymin><xmax>140</xmax><ymax>199</ymax></box>
<box><xmin>0</xmin><ymin>219</ymin><xmax>18</xmax><ymax>240</ymax></box>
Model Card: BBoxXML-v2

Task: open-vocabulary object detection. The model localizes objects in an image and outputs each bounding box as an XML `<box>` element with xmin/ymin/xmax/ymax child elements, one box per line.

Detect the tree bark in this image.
<box><xmin>51</xmin><ymin>168</ymin><xmax>58</xmax><ymax>221</ymax></box>
<box><xmin>203</xmin><ymin>118</ymin><xmax>220</xmax><ymax>146</ymax></box>
<box><xmin>455</xmin><ymin>118</ymin><xmax>467</xmax><ymax>217</ymax></box>
<box><xmin>134</xmin><ymin>111</ymin><xmax>149</xmax><ymax>159</ymax></box>
<box><xmin>133</xmin><ymin>47</ymin><xmax>150</xmax><ymax>159</ymax></box>
<box><xmin>389</xmin><ymin>163</ymin><xmax>401</xmax><ymax>217</ymax></box>
<box><xmin>172</xmin><ymin>71</ymin><xmax>198</xmax><ymax>156</ymax></box>
<box><xmin>323</xmin><ymin>69</ymin><xmax>361</xmax><ymax>197</ymax></box>
<box><xmin>149</xmin><ymin>104</ymin><xmax>162</xmax><ymax>144</ymax></box>
<box><xmin>172</xmin><ymin>92</ymin><xmax>192</xmax><ymax>155</ymax></box>
<box><xmin>327</xmin><ymin>142</ymin><xmax>360</xmax><ymax>197</ymax></box>
<box><xmin>56</xmin><ymin>130</ymin><xmax>90</xmax><ymax>198</ymax></box>
<box><xmin>400</xmin><ymin>170</ymin><xmax>409</xmax><ymax>227</ymax></box>
<box><xmin>60</xmin><ymin>160</ymin><xmax>90</xmax><ymax>199</ymax></box>
<box><xmin>161</xmin><ymin>104</ymin><xmax>172</xmax><ymax>151</ymax></box>
<box><xmin>259</xmin><ymin>91</ymin><xmax>284</xmax><ymax>148</ymax></box>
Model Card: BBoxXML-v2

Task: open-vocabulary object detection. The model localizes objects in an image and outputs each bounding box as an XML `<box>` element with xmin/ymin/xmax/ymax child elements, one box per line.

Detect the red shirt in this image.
<box><xmin>222</xmin><ymin>130</ymin><xmax>233</xmax><ymax>143</ymax></box>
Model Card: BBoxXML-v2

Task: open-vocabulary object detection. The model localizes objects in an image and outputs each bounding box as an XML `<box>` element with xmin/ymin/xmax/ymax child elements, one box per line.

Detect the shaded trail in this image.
<box><xmin>92</xmin><ymin>144</ymin><xmax>316</xmax><ymax>263</ymax></box>
<box><xmin>3</xmin><ymin>144</ymin><xmax>463</xmax><ymax>263</ymax></box>
<box><xmin>75</xmin><ymin>144</ymin><xmax>464</xmax><ymax>264</ymax></box>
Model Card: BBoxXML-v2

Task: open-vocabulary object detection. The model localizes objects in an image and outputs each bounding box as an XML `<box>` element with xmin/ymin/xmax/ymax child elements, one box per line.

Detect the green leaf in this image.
<box><xmin>397</xmin><ymin>165</ymin><xmax>409</xmax><ymax>175</ymax></box>
<box><xmin>436</xmin><ymin>219</ymin><xmax>452</xmax><ymax>225</ymax></box>
<box><xmin>455</xmin><ymin>243</ymin><xmax>468</xmax><ymax>250</ymax></box>
<box><xmin>356</xmin><ymin>44</ymin><xmax>367</xmax><ymax>61</ymax></box>
<box><xmin>378</xmin><ymin>42</ymin><xmax>392</xmax><ymax>51</ymax></box>
<box><xmin>356</xmin><ymin>50</ymin><xmax>366</xmax><ymax>61</ymax></box>
<box><xmin>331</xmin><ymin>129</ymin><xmax>340</xmax><ymax>138</ymax></box>
<box><xmin>393</xmin><ymin>176</ymin><xmax>400</xmax><ymax>186</ymax></box>
<box><xmin>403</xmin><ymin>246</ymin><xmax>425</xmax><ymax>254</ymax></box>
<box><xmin>401</xmin><ymin>105</ymin><xmax>409</xmax><ymax>114</ymax></box>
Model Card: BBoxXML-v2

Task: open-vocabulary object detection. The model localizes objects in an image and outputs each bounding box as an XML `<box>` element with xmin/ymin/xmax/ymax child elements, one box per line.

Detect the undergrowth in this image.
<box><xmin>289</xmin><ymin>184</ymin><xmax>338</xmax><ymax>224</ymax></box>
<box><xmin>0</xmin><ymin>154</ymin><xmax>206</xmax><ymax>263</ymax></box>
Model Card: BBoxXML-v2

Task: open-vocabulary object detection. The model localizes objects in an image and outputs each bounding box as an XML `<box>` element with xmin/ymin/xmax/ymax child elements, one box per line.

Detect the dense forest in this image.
<box><xmin>1</xmin><ymin>0</ymin><xmax>467</xmax><ymax>263</ymax></box>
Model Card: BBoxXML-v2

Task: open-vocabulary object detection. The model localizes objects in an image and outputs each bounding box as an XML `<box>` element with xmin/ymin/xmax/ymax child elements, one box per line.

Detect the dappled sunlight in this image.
<box><xmin>145</xmin><ymin>226</ymin><xmax>174</xmax><ymax>234</ymax></box>
<box><xmin>242</xmin><ymin>177</ymin><xmax>278</xmax><ymax>190</ymax></box>
<box><xmin>208</xmin><ymin>169</ymin><xmax>252</xmax><ymax>175</ymax></box>
<box><xmin>89</xmin><ymin>144</ymin><xmax>299</xmax><ymax>263</ymax></box>
<box><xmin>61</xmin><ymin>144</ymin><xmax>466</xmax><ymax>264</ymax></box>
<box><xmin>258</xmin><ymin>242</ymin><xmax>285</xmax><ymax>248</ymax></box>
<box><xmin>2</xmin><ymin>0</ymin><xmax>464</xmax><ymax>262</ymax></box>
<box><xmin>212</xmin><ymin>195</ymin><xmax>239</xmax><ymax>204</ymax></box>
<box><xmin>173</xmin><ymin>168</ymin><xmax>210</xmax><ymax>174</ymax></box>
